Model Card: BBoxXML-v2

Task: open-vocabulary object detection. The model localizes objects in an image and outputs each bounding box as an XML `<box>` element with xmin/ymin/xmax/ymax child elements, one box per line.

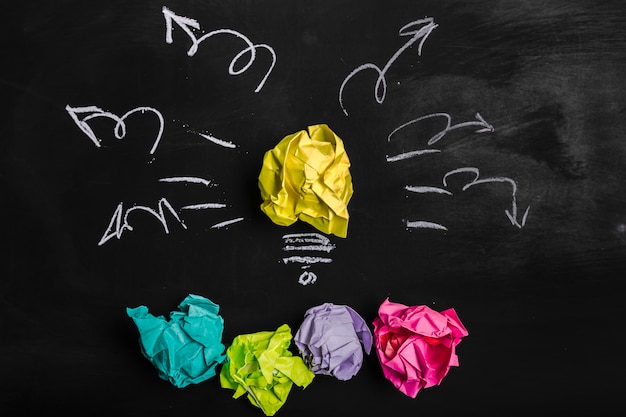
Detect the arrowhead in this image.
<box><xmin>162</xmin><ymin>6</ymin><xmax>200</xmax><ymax>54</ymax></box>
<box><xmin>474</xmin><ymin>112</ymin><xmax>494</xmax><ymax>133</ymax></box>
<box><xmin>98</xmin><ymin>203</ymin><xmax>125</xmax><ymax>246</ymax></box>
<box><xmin>398</xmin><ymin>17</ymin><xmax>436</xmax><ymax>37</ymax></box>
<box><xmin>66</xmin><ymin>105</ymin><xmax>107</xmax><ymax>148</ymax></box>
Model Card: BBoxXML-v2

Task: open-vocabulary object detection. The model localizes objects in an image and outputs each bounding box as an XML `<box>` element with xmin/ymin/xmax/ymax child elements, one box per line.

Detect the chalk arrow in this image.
<box><xmin>444</xmin><ymin>112</ymin><xmax>494</xmax><ymax>136</ymax></box>
<box><xmin>162</xmin><ymin>6</ymin><xmax>202</xmax><ymax>56</ymax></box>
<box><xmin>472</xmin><ymin>112</ymin><xmax>495</xmax><ymax>133</ymax></box>
<box><xmin>97</xmin><ymin>198</ymin><xmax>186</xmax><ymax>246</ymax></box>
<box><xmin>161</xmin><ymin>6</ymin><xmax>276</xmax><ymax>92</ymax></box>
<box><xmin>66</xmin><ymin>105</ymin><xmax>164</xmax><ymax>155</ymax></box>
<box><xmin>425</xmin><ymin>112</ymin><xmax>495</xmax><ymax>146</ymax></box>
<box><xmin>506</xmin><ymin>205</ymin><xmax>530</xmax><ymax>229</ymax></box>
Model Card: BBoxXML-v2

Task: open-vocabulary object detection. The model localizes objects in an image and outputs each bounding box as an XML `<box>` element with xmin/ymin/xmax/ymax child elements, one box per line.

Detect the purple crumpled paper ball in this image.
<box><xmin>294</xmin><ymin>303</ymin><xmax>372</xmax><ymax>380</ymax></box>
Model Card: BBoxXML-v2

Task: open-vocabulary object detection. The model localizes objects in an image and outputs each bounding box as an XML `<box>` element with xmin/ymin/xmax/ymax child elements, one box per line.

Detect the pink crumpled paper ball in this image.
<box><xmin>372</xmin><ymin>298</ymin><xmax>469</xmax><ymax>398</ymax></box>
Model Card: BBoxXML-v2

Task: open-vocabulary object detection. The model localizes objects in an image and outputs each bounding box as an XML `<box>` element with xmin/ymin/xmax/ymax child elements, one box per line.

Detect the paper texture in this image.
<box><xmin>258</xmin><ymin>124</ymin><xmax>353</xmax><ymax>238</ymax></box>
<box><xmin>220</xmin><ymin>324</ymin><xmax>314</xmax><ymax>416</ymax></box>
<box><xmin>294</xmin><ymin>303</ymin><xmax>372</xmax><ymax>380</ymax></box>
<box><xmin>372</xmin><ymin>298</ymin><xmax>468</xmax><ymax>397</ymax></box>
<box><xmin>126</xmin><ymin>294</ymin><xmax>227</xmax><ymax>388</ymax></box>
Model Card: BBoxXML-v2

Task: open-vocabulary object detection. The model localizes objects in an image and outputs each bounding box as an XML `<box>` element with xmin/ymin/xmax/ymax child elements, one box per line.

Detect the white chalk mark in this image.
<box><xmin>405</xmin><ymin>185</ymin><xmax>453</xmax><ymax>195</ymax></box>
<box><xmin>281</xmin><ymin>232</ymin><xmax>335</xmax><ymax>284</ymax></box>
<box><xmin>162</xmin><ymin>6</ymin><xmax>276</xmax><ymax>92</ymax></box>
<box><xmin>282</xmin><ymin>256</ymin><xmax>333</xmax><ymax>265</ymax></box>
<box><xmin>280</xmin><ymin>232</ymin><xmax>334</xmax><ymax>288</ymax></box>
<box><xmin>282</xmin><ymin>232</ymin><xmax>336</xmax><ymax>253</ymax></box>
<box><xmin>444</xmin><ymin>112</ymin><xmax>494</xmax><ymax>139</ymax></box>
<box><xmin>66</xmin><ymin>105</ymin><xmax>164</xmax><ymax>154</ymax></box>
<box><xmin>386</xmin><ymin>112</ymin><xmax>493</xmax><ymax>162</ymax></box>
<box><xmin>405</xmin><ymin>220</ymin><xmax>448</xmax><ymax>231</ymax></box>
<box><xmin>163</xmin><ymin>5</ymin><xmax>200</xmax><ymax>43</ymax></box>
<box><xmin>159</xmin><ymin>176</ymin><xmax>215</xmax><ymax>187</ymax></box>
<box><xmin>197</xmin><ymin>133</ymin><xmax>237</xmax><ymax>148</ymax></box>
<box><xmin>283</xmin><ymin>245</ymin><xmax>336</xmax><ymax>253</ymax></box>
<box><xmin>387</xmin><ymin>149</ymin><xmax>440</xmax><ymax>162</ymax></box>
<box><xmin>123</xmin><ymin>199</ymin><xmax>184</xmax><ymax>233</ymax></box>
<box><xmin>210</xmin><ymin>217</ymin><xmax>245</xmax><ymax>229</ymax></box>
<box><xmin>181</xmin><ymin>203</ymin><xmax>227</xmax><ymax>210</ymax></box>
<box><xmin>443</xmin><ymin>167</ymin><xmax>530</xmax><ymax>228</ymax></box>
<box><xmin>98</xmin><ymin>198</ymin><xmax>186</xmax><ymax>246</ymax></box>
<box><xmin>298</xmin><ymin>271</ymin><xmax>317</xmax><ymax>286</ymax></box>
<box><xmin>282</xmin><ymin>232</ymin><xmax>331</xmax><ymax>246</ymax></box>
<box><xmin>339</xmin><ymin>18</ymin><xmax>438</xmax><ymax>116</ymax></box>
<box><xmin>98</xmin><ymin>203</ymin><xmax>124</xmax><ymax>245</ymax></box>
<box><xmin>159</xmin><ymin>176</ymin><xmax>241</xmax><ymax>231</ymax></box>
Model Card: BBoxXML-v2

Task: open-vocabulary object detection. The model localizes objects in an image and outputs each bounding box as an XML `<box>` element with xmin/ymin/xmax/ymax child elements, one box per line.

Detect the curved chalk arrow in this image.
<box><xmin>339</xmin><ymin>18</ymin><xmax>438</xmax><ymax>116</ymax></box>
<box><xmin>98</xmin><ymin>198</ymin><xmax>186</xmax><ymax>246</ymax></box>
<box><xmin>162</xmin><ymin>6</ymin><xmax>276</xmax><ymax>92</ymax></box>
<box><xmin>66</xmin><ymin>105</ymin><xmax>164</xmax><ymax>155</ymax></box>
<box><xmin>443</xmin><ymin>167</ymin><xmax>530</xmax><ymax>228</ymax></box>
<box><xmin>386</xmin><ymin>112</ymin><xmax>494</xmax><ymax>162</ymax></box>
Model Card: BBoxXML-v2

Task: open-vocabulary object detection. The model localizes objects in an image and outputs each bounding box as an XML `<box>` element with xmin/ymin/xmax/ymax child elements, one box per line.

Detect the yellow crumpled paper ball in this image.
<box><xmin>258</xmin><ymin>124</ymin><xmax>353</xmax><ymax>238</ymax></box>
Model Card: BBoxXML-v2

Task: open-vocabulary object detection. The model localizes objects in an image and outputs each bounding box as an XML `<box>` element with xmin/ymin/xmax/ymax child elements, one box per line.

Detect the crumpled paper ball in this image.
<box><xmin>294</xmin><ymin>303</ymin><xmax>372</xmax><ymax>380</ymax></box>
<box><xmin>126</xmin><ymin>294</ymin><xmax>227</xmax><ymax>388</ymax></box>
<box><xmin>258</xmin><ymin>124</ymin><xmax>353</xmax><ymax>238</ymax></box>
<box><xmin>220</xmin><ymin>324</ymin><xmax>315</xmax><ymax>416</ymax></box>
<box><xmin>372</xmin><ymin>298</ymin><xmax>468</xmax><ymax>398</ymax></box>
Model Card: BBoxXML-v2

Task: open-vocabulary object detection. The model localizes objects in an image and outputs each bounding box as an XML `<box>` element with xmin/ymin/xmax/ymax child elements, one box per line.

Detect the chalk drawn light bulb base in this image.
<box><xmin>298</xmin><ymin>271</ymin><xmax>317</xmax><ymax>286</ymax></box>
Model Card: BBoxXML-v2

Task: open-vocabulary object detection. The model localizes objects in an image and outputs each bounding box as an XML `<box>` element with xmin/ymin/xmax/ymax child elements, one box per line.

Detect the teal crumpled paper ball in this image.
<box><xmin>126</xmin><ymin>294</ymin><xmax>227</xmax><ymax>388</ymax></box>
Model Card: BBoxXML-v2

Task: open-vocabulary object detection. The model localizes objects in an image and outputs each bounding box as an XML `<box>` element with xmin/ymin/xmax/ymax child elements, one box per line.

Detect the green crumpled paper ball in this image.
<box><xmin>220</xmin><ymin>324</ymin><xmax>315</xmax><ymax>416</ymax></box>
<box><xmin>126</xmin><ymin>294</ymin><xmax>227</xmax><ymax>388</ymax></box>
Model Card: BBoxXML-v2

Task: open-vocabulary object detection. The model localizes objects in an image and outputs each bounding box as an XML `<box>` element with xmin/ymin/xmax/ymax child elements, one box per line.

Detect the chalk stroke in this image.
<box><xmin>283</xmin><ymin>232</ymin><xmax>332</xmax><ymax>246</ymax></box>
<box><xmin>283</xmin><ymin>232</ymin><xmax>336</xmax><ymax>252</ymax></box>
<box><xmin>182</xmin><ymin>203</ymin><xmax>227</xmax><ymax>210</ymax></box>
<box><xmin>162</xmin><ymin>6</ymin><xmax>276</xmax><ymax>92</ymax></box>
<box><xmin>198</xmin><ymin>132</ymin><xmax>237</xmax><ymax>149</ymax></box>
<box><xmin>339</xmin><ymin>18</ymin><xmax>438</xmax><ymax>116</ymax></box>
<box><xmin>161</xmin><ymin>176</ymin><xmax>244</xmax><ymax>230</ymax></box>
<box><xmin>443</xmin><ymin>167</ymin><xmax>530</xmax><ymax>228</ymax></box>
<box><xmin>282</xmin><ymin>233</ymin><xmax>335</xmax><ymax>285</ymax></box>
<box><xmin>159</xmin><ymin>176</ymin><xmax>216</xmax><ymax>187</ymax></box>
<box><xmin>66</xmin><ymin>105</ymin><xmax>164</xmax><ymax>154</ymax></box>
<box><xmin>387</xmin><ymin>113</ymin><xmax>494</xmax><ymax>162</ymax></box>
<box><xmin>404</xmin><ymin>185</ymin><xmax>452</xmax><ymax>195</ymax></box>
<box><xmin>388</xmin><ymin>149</ymin><xmax>441</xmax><ymax>162</ymax></box>
<box><xmin>283</xmin><ymin>244</ymin><xmax>335</xmax><ymax>253</ymax></box>
<box><xmin>160</xmin><ymin>176</ymin><xmax>226</xmax><ymax>210</ymax></box>
<box><xmin>282</xmin><ymin>256</ymin><xmax>334</xmax><ymax>265</ymax></box>
<box><xmin>98</xmin><ymin>198</ymin><xmax>186</xmax><ymax>246</ymax></box>
<box><xmin>404</xmin><ymin>220</ymin><xmax>448</xmax><ymax>231</ymax></box>
<box><xmin>402</xmin><ymin>187</ymin><xmax>450</xmax><ymax>231</ymax></box>
<box><xmin>211</xmin><ymin>217</ymin><xmax>245</xmax><ymax>229</ymax></box>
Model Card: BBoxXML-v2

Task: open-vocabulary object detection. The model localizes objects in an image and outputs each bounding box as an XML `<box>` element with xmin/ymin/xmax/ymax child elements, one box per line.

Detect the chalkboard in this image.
<box><xmin>2</xmin><ymin>1</ymin><xmax>626</xmax><ymax>415</ymax></box>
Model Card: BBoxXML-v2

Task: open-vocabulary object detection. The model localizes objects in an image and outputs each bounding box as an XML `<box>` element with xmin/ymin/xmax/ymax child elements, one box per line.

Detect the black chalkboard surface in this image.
<box><xmin>2</xmin><ymin>1</ymin><xmax>626</xmax><ymax>415</ymax></box>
